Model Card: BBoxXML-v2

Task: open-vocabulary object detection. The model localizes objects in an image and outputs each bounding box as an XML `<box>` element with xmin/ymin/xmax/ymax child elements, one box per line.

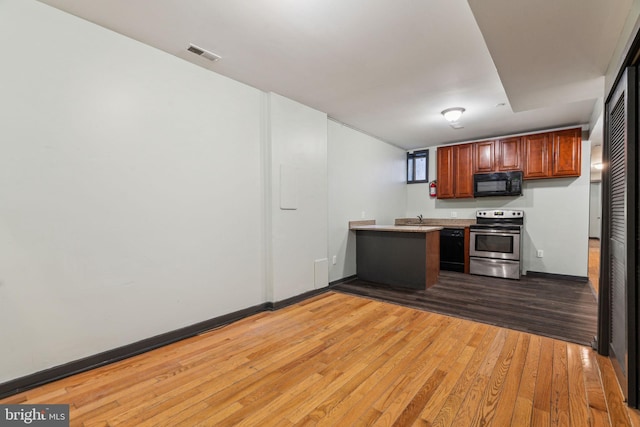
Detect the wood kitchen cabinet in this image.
<box><xmin>523</xmin><ymin>133</ymin><xmax>549</xmax><ymax>178</ymax></box>
<box><xmin>437</xmin><ymin>146</ymin><xmax>455</xmax><ymax>198</ymax></box>
<box><xmin>436</xmin><ymin>127</ymin><xmax>580</xmax><ymax>197</ymax></box>
<box><xmin>474</xmin><ymin>137</ymin><xmax>522</xmax><ymax>173</ymax></box>
<box><xmin>551</xmin><ymin>128</ymin><xmax>582</xmax><ymax>177</ymax></box>
<box><xmin>437</xmin><ymin>143</ymin><xmax>474</xmax><ymax>199</ymax></box>
<box><xmin>496</xmin><ymin>137</ymin><xmax>523</xmax><ymax>171</ymax></box>
<box><xmin>523</xmin><ymin>128</ymin><xmax>581</xmax><ymax>179</ymax></box>
<box><xmin>455</xmin><ymin>144</ymin><xmax>474</xmax><ymax>197</ymax></box>
<box><xmin>474</xmin><ymin>140</ymin><xmax>494</xmax><ymax>173</ymax></box>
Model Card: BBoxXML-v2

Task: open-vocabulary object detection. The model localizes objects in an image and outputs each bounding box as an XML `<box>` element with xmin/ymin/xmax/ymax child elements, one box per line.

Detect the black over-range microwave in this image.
<box><xmin>473</xmin><ymin>170</ymin><xmax>523</xmax><ymax>197</ymax></box>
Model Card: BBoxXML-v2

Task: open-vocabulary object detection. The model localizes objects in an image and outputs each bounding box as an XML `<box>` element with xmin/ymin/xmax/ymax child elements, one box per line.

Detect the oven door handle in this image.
<box><xmin>470</xmin><ymin>230</ymin><xmax>520</xmax><ymax>235</ymax></box>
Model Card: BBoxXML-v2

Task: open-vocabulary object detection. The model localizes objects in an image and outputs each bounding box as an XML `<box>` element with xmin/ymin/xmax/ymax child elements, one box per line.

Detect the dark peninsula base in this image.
<box><xmin>355</xmin><ymin>229</ymin><xmax>440</xmax><ymax>290</ymax></box>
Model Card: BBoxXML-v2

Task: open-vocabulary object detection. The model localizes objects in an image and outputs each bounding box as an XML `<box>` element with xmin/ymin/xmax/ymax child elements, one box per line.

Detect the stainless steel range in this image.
<box><xmin>469</xmin><ymin>209</ymin><xmax>524</xmax><ymax>280</ymax></box>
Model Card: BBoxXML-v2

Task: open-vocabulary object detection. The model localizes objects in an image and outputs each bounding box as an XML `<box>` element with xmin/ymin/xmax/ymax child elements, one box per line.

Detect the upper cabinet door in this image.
<box><xmin>474</xmin><ymin>140</ymin><xmax>495</xmax><ymax>173</ymax></box>
<box><xmin>551</xmin><ymin>128</ymin><xmax>582</xmax><ymax>177</ymax></box>
<box><xmin>454</xmin><ymin>143</ymin><xmax>475</xmax><ymax>198</ymax></box>
<box><xmin>523</xmin><ymin>133</ymin><xmax>550</xmax><ymax>179</ymax></box>
<box><xmin>496</xmin><ymin>137</ymin><xmax>522</xmax><ymax>171</ymax></box>
<box><xmin>437</xmin><ymin>144</ymin><xmax>474</xmax><ymax>199</ymax></box>
<box><xmin>436</xmin><ymin>146</ymin><xmax>455</xmax><ymax>199</ymax></box>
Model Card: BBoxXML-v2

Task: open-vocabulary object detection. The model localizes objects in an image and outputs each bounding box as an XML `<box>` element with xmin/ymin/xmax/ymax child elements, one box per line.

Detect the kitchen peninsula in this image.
<box><xmin>349</xmin><ymin>221</ymin><xmax>442</xmax><ymax>289</ymax></box>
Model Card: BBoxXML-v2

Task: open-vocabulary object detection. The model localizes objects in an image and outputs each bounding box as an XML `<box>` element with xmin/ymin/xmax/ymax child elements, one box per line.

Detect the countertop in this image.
<box><xmin>394</xmin><ymin>218</ymin><xmax>476</xmax><ymax>229</ymax></box>
<box><xmin>349</xmin><ymin>224</ymin><xmax>443</xmax><ymax>233</ymax></box>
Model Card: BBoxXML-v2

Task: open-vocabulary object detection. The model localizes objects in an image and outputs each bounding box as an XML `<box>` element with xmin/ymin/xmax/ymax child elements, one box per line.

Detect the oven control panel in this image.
<box><xmin>476</xmin><ymin>209</ymin><xmax>524</xmax><ymax>218</ymax></box>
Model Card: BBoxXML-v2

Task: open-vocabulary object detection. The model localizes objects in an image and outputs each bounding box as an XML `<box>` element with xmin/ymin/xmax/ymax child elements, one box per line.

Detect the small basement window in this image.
<box><xmin>407</xmin><ymin>149</ymin><xmax>429</xmax><ymax>183</ymax></box>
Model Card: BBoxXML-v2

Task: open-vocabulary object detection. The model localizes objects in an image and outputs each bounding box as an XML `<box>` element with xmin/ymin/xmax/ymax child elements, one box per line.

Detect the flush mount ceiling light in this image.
<box><xmin>441</xmin><ymin>107</ymin><xmax>465</xmax><ymax>123</ymax></box>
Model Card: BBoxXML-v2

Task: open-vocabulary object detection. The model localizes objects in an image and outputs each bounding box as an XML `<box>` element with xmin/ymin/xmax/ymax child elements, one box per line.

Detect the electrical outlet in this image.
<box><xmin>332</xmin><ymin>255</ymin><xmax>337</xmax><ymax>265</ymax></box>
<box><xmin>537</xmin><ymin>249</ymin><xmax>544</xmax><ymax>258</ymax></box>
<box><xmin>361</xmin><ymin>211</ymin><xmax>366</xmax><ymax>219</ymax></box>
<box><xmin>450</xmin><ymin>211</ymin><xmax>457</xmax><ymax>218</ymax></box>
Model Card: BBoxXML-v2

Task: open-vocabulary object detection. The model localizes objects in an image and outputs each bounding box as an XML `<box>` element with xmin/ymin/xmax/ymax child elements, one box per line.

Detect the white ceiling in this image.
<box><xmin>38</xmin><ymin>0</ymin><xmax>632</xmax><ymax>150</ymax></box>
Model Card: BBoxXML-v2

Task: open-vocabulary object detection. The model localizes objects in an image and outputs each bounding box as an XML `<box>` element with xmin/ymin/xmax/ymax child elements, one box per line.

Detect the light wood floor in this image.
<box><xmin>2</xmin><ymin>292</ymin><xmax>638</xmax><ymax>426</ymax></box>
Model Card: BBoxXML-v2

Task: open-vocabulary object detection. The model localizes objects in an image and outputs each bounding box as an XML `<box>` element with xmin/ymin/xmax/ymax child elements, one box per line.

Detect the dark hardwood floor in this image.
<box><xmin>334</xmin><ymin>270</ymin><xmax>598</xmax><ymax>346</ymax></box>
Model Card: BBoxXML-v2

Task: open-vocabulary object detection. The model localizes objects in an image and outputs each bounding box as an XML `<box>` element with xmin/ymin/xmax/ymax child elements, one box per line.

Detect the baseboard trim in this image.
<box><xmin>526</xmin><ymin>271</ymin><xmax>589</xmax><ymax>282</ymax></box>
<box><xmin>1</xmin><ymin>288</ymin><xmax>333</xmax><ymax>400</ymax></box>
<box><xmin>267</xmin><ymin>287</ymin><xmax>331</xmax><ymax>311</ymax></box>
<box><xmin>329</xmin><ymin>275</ymin><xmax>357</xmax><ymax>287</ymax></box>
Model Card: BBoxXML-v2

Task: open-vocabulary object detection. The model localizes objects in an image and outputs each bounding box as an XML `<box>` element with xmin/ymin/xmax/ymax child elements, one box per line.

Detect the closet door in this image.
<box><xmin>600</xmin><ymin>67</ymin><xmax>638</xmax><ymax>406</ymax></box>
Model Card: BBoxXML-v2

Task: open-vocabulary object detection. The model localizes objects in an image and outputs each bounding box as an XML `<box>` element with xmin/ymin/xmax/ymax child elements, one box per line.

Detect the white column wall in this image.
<box><xmin>267</xmin><ymin>94</ymin><xmax>329</xmax><ymax>301</ymax></box>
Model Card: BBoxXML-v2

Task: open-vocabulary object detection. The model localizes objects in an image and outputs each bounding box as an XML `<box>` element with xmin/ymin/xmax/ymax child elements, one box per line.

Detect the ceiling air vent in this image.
<box><xmin>187</xmin><ymin>44</ymin><xmax>221</xmax><ymax>62</ymax></box>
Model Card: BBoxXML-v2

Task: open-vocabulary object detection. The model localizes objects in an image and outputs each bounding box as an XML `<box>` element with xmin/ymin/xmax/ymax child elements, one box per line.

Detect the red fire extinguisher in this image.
<box><xmin>429</xmin><ymin>180</ymin><xmax>437</xmax><ymax>197</ymax></box>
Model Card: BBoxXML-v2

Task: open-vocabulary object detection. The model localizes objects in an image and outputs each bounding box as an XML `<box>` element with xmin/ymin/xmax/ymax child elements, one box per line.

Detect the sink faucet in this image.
<box><xmin>417</xmin><ymin>214</ymin><xmax>423</xmax><ymax>223</ymax></box>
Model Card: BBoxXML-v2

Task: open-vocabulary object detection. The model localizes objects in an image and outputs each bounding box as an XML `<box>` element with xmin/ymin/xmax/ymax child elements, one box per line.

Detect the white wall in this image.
<box><xmin>267</xmin><ymin>94</ymin><xmax>328</xmax><ymax>301</ymax></box>
<box><xmin>0</xmin><ymin>0</ymin><xmax>266</xmax><ymax>383</ymax></box>
<box><xmin>589</xmin><ymin>182</ymin><xmax>602</xmax><ymax>239</ymax></box>
<box><xmin>328</xmin><ymin>121</ymin><xmax>407</xmax><ymax>282</ymax></box>
<box><xmin>407</xmin><ymin>141</ymin><xmax>591</xmax><ymax>277</ymax></box>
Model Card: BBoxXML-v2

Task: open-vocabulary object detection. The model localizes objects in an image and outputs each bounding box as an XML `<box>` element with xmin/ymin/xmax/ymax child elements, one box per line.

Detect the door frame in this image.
<box><xmin>598</xmin><ymin>64</ymin><xmax>640</xmax><ymax>406</ymax></box>
<box><xmin>589</xmin><ymin>182</ymin><xmax>601</xmax><ymax>239</ymax></box>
